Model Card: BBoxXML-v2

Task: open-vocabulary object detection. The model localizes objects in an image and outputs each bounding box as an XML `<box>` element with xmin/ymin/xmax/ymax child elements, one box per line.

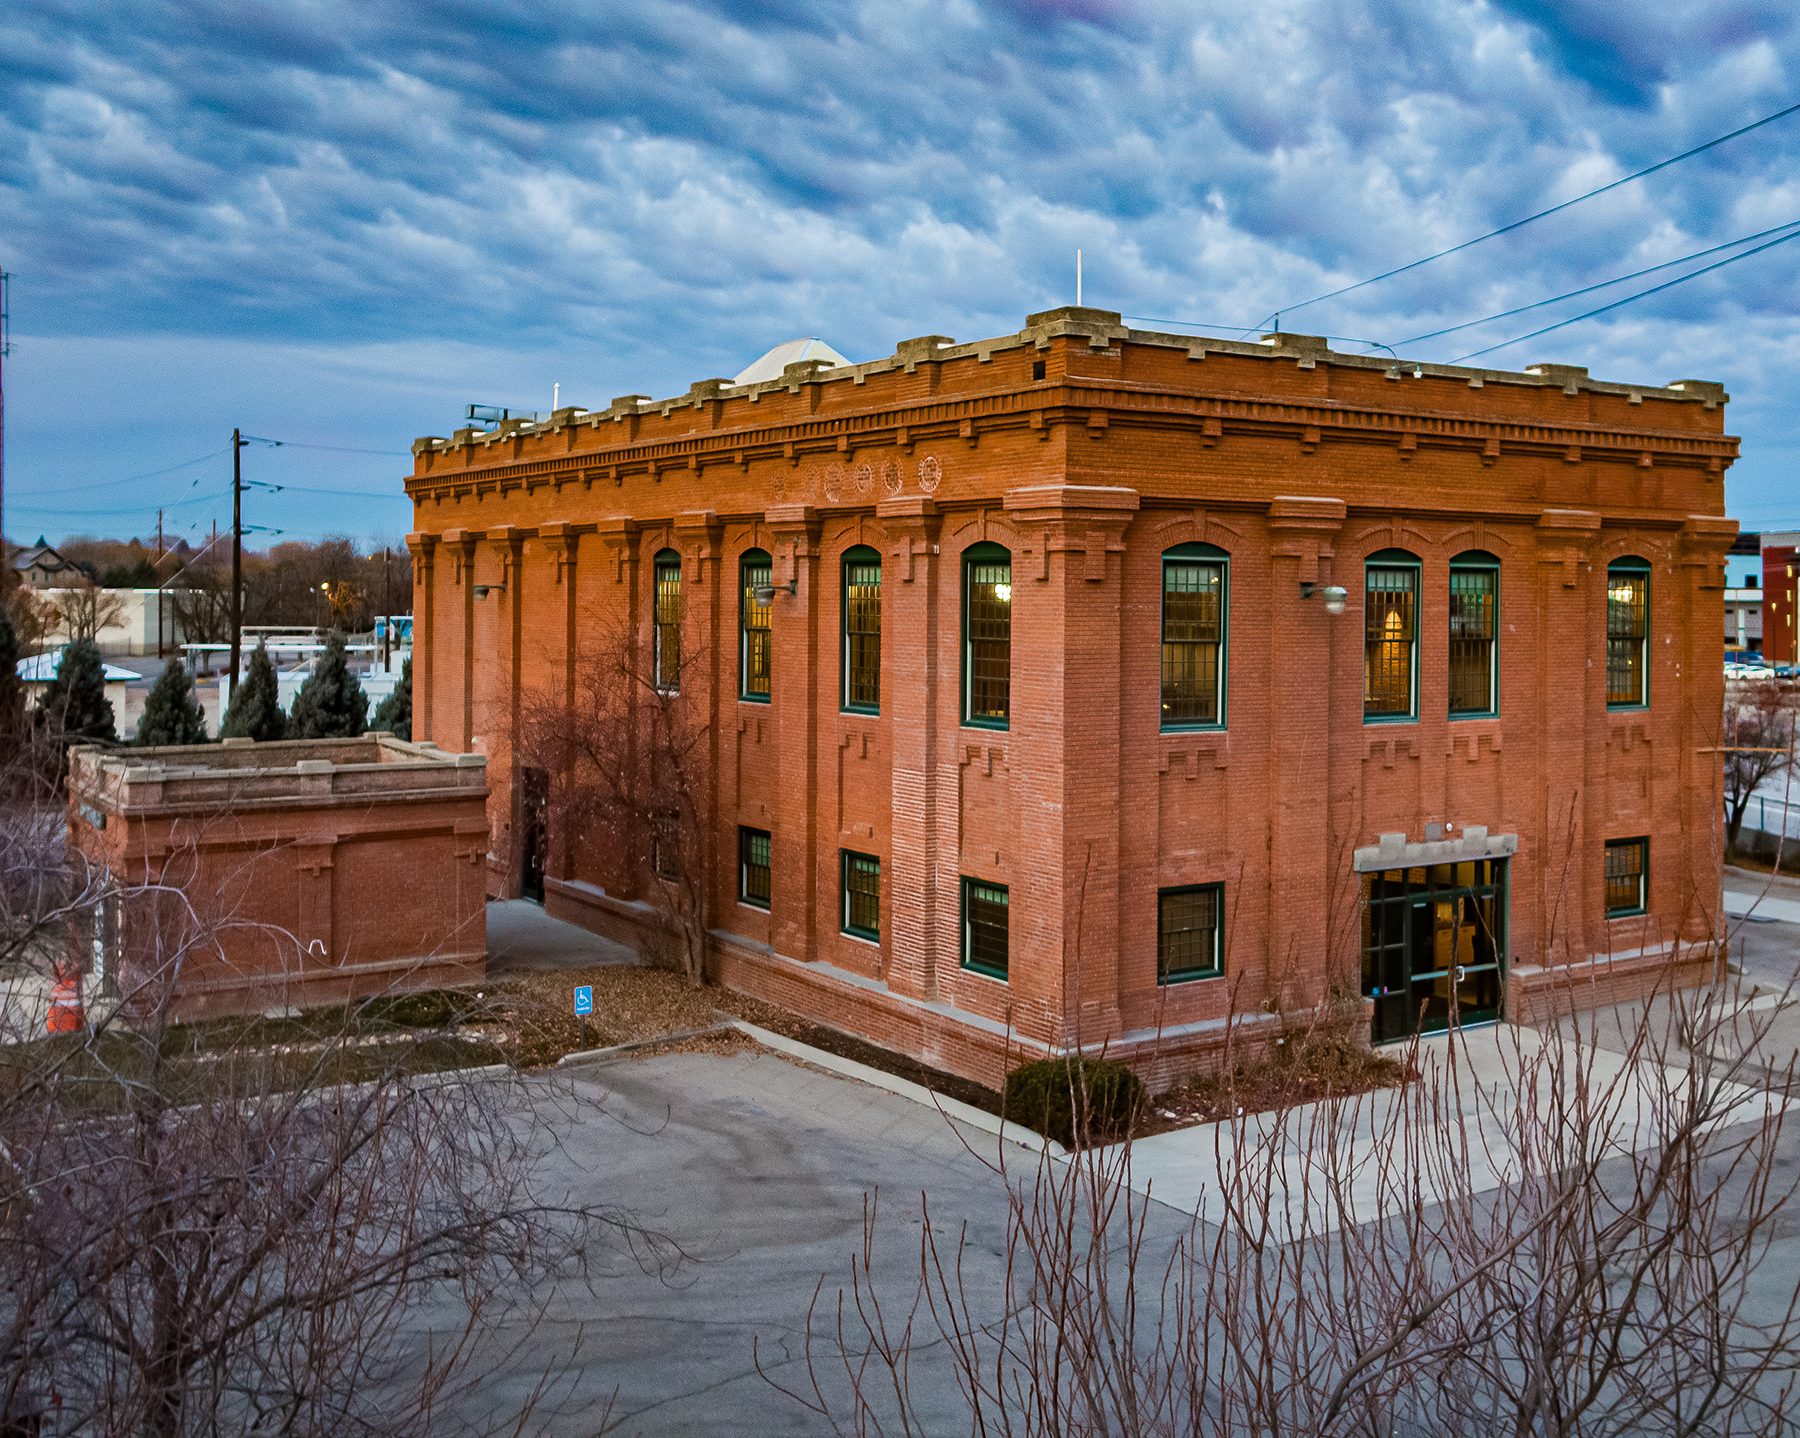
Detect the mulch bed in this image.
<box><xmin>1134</xmin><ymin>1037</ymin><xmax>1417</xmax><ymax>1138</ymax></box>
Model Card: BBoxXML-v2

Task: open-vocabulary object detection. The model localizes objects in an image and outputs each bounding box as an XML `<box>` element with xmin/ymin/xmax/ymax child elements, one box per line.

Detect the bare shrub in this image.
<box><xmin>1724</xmin><ymin>679</ymin><xmax>1798</xmax><ymax>855</ymax></box>
<box><xmin>770</xmin><ymin>984</ymin><xmax>1800</xmax><ymax>1435</ymax></box>
<box><xmin>0</xmin><ymin>741</ymin><xmax>672</xmax><ymax>1434</ymax></box>
<box><xmin>518</xmin><ymin>628</ymin><xmax>710</xmax><ymax>986</ymax></box>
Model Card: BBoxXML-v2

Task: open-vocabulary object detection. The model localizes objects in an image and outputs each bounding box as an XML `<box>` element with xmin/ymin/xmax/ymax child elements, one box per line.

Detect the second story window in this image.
<box><xmin>653</xmin><ymin>550</ymin><xmax>683</xmax><ymax>693</ymax></box>
<box><xmin>1364</xmin><ymin>551</ymin><xmax>1419</xmax><ymax>721</ymax></box>
<box><xmin>1607</xmin><ymin>558</ymin><xmax>1650</xmax><ymax>708</ymax></box>
<box><xmin>1449</xmin><ymin>553</ymin><xmax>1499</xmax><ymax>717</ymax></box>
<box><xmin>843</xmin><ymin>546</ymin><xmax>881</xmax><ymax>713</ymax></box>
<box><xmin>740</xmin><ymin>549</ymin><xmax>772</xmax><ymax>701</ymax></box>
<box><xmin>1161</xmin><ymin>544</ymin><xmax>1227</xmax><ymax>728</ymax></box>
<box><xmin>963</xmin><ymin>543</ymin><xmax>1011</xmax><ymax>728</ymax></box>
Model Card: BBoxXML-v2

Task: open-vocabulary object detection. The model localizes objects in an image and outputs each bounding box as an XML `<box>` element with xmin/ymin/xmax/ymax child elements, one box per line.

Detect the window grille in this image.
<box><xmin>653</xmin><ymin>553</ymin><xmax>683</xmax><ymax>692</ymax></box>
<box><xmin>842</xmin><ymin>851</ymin><xmax>880</xmax><ymax>939</ymax></box>
<box><xmin>1364</xmin><ymin>559</ymin><xmax>1418</xmax><ymax>718</ymax></box>
<box><xmin>1606</xmin><ymin>564</ymin><xmax>1649</xmax><ymax>706</ymax></box>
<box><xmin>1157</xmin><ymin>885</ymin><xmax>1223</xmax><ymax>982</ymax></box>
<box><xmin>1448</xmin><ymin>562</ymin><xmax>1498</xmax><ymax>715</ymax></box>
<box><xmin>741</xmin><ymin>552</ymin><xmax>772</xmax><ymax>700</ymax></box>
<box><xmin>844</xmin><ymin>551</ymin><xmax>881</xmax><ymax>712</ymax></box>
<box><xmin>1604</xmin><ymin>837</ymin><xmax>1647</xmax><ymax>917</ymax></box>
<box><xmin>1162</xmin><ymin>555</ymin><xmax>1225</xmax><ymax>726</ymax></box>
<box><xmin>961</xmin><ymin>878</ymin><xmax>1009</xmax><ymax>978</ymax></box>
<box><xmin>964</xmin><ymin>547</ymin><xmax>1011</xmax><ymax>726</ymax></box>
<box><xmin>739</xmin><ymin>827</ymin><xmax>771</xmax><ymax>910</ymax></box>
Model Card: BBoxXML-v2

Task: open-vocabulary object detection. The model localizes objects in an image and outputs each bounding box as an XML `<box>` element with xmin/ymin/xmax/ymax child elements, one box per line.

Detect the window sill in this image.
<box><xmin>1605</xmin><ymin>908</ymin><xmax>1647</xmax><ymax>921</ymax></box>
<box><xmin>841</xmin><ymin>928</ymin><xmax>880</xmax><ymax>947</ymax></box>
<box><xmin>961</xmin><ymin>718</ymin><xmax>1010</xmax><ymax>734</ymax></box>
<box><xmin>739</xmin><ymin>694</ymin><xmax>771</xmax><ymax>705</ymax></box>
<box><xmin>840</xmin><ymin>706</ymin><xmax>880</xmax><ymax>719</ymax></box>
<box><xmin>738</xmin><ymin>899</ymin><xmax>771</xmax><ymax>913</ymax></box>
<box><xmin>959</xmin><ymin>961</ymin><xmax>1010</xmax><ymax>984</ymax></box>
<box><xmin>1606</xmin><ymin>703</ymin><xmax>1650</xmax><ymax>714</ymax></box>
<box><xmin>1159</xmin><ymin>721</ymin><xmax>1227</xmax><ymax>735</ymax></box>
<box><xmin>1363</xmin><ymin>713</ymin><xmax>1419</xmax><ymax>725</ymax></box>
<box><xmin>1158</xmin><ymin>968</ymin><xmax>1225</xmax><ymax>987</ymax></box>
<box><xmin>1448</xmin><ymin>711</ymin><xmax>1499</xmax><ymax>722</ymax></box>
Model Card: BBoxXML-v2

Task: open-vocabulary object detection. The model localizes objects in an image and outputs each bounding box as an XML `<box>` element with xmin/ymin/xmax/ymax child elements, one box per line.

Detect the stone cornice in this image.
<box><xmin>405</xmin><ymin>380</ymin><xmax>1738</xmax><ymax>503</ymax></box>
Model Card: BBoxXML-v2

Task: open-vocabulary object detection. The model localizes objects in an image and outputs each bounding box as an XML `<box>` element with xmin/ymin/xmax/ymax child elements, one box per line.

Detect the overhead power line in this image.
<box><xmin>1449</xmin><ymin>224</ymin><xmax>1800</xmax><ymax>363</ymax></box>
<box><xmin>1259</xmin><ymin>98</ymin><xmax>1800</xmax><ymax>328</ymax></box>
<box><xmin>1392</xmin><ymin>219</ymin><xmax>1800</xmax><ymax>348</ymax></box>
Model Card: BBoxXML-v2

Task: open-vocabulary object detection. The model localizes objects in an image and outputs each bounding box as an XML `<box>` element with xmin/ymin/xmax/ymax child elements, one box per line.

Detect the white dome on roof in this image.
<box><xmin>731</xmin><ymin>337</ymin><xmax>850</xmax><ymax>386</ymax></box>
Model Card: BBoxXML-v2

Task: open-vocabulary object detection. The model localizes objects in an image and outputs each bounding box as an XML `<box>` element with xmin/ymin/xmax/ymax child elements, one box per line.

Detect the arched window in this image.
<box><xmin>1364</xmin><ymin>550</ymin><xmax>1420</xmax><ymax>720</ymax></box>
<box><xmin>740</xmin><ymin>548</ymin><xmax>772</xmax><ymax>701</ymax></box>
<box><xmin>652</xmin><ymin>549</ymin><xmax>682</xmax><ymax>693</ymax></box>
<box><xmin>1161</xmin><ymin>543</ymin><xmax>1228</xmax><ymax>728</ymax></box>
<box><xmin>1607</xmin><ymin>557</ymin><xmax>1651</xmax><ymax>707</ymax></box>
<box><xmin>1448</xmin><ymin>550</ymin><xmax>1499</xmax><ymax>717</ymax></box>
<box><xmin>962</xmin><ymin>543</ymin><xmax>1011</xmax><ymax>728</ymax></box>
<box><xmin>842</xmin><ymin>546</ymin><xmax>881</xmax><ymax>713</ymax></box>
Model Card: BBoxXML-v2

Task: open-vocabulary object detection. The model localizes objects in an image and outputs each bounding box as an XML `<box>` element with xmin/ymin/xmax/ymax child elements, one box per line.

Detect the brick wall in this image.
<box><xmin>406</xmin><ymin>311</ymin><xmax>1736</xmax><ymax>1086</ymax></box>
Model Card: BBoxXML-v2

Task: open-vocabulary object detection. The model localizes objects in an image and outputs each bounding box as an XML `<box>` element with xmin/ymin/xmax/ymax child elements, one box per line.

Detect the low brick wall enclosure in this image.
<box><xmin>68</xmin><ymin>736</ymin><xmax>490</xmax><ymax>1019</ymax></box>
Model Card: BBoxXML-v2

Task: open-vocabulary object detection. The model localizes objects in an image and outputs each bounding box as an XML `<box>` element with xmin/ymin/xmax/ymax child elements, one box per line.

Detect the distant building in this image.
<box><xmin>17</xmin><ymin>647</ymin><xmax>139</xmax><ymax>725</ymax></box>
<box><xmin>8</xmin><ymin>538</ymin><xmax>85</xmax><ymax>589</ymax></box>
<box><xmin>1763</xmin><ymin>531</ymin><xmax>1800</xmax><ymax>664</ymax></box>
<box><xmin>34</xmin><ymin>586</ymin><xmax>188</xmax><ymax>657</ymax></box>
<box><xmin>1725</xmin><ymin>530</ymin><xmax>1763</xmax><ymax>653</ymax></box>
<box><xmin>406</xmin><ymin>311</ymin><xmax>1736</xmax><ymax>1086</ymax></box>
<box><xmin>68</xmin><ymin>737</ymin><xmax>489</xmax><ymax>1019</ymax></box>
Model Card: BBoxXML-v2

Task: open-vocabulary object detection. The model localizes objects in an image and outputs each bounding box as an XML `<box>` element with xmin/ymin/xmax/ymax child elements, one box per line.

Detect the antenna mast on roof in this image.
<box><xmin>1076</xmin><ymin>248</ymin><xmax>1083</xmax><ymax>308</ymax></box>
<box><xmin>0</xmin><ymin>270</ymin><xmax>10</xmax><ymax>577</ymax></box>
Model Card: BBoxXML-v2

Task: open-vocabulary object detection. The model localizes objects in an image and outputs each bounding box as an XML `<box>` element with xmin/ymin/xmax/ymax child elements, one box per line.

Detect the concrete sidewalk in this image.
<box><xmin>1108</xmin><ymin>1019</ymin><xmax>1787</xmax><ymax>1231</ymax></box>
<box><xmin>1725</xmin><ymin>886</ymin><xmax>1800</xmax><ymax>926</ymax></box>
<box><xmin>485</xmin><ymin>900</ymin><xmax>639</xmax><ymax>974</ymax></box>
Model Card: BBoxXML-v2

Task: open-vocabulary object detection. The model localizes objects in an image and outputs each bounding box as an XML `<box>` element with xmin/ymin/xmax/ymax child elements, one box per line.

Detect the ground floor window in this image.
<box><xmin>1361</xmin><ymin>858</ymin><xmax>1507</xmax><ymax>1043</ymax></box>
<box><xmin>961</xmin><ymin>878</ymin><xmax>1009</xmax><ymax>980</ymax></box>
<box><xmin>842</xmin><ymin>850</ymin><xmax>880</xmax><ymax>940</ymax></box>
<box><xmin>1157</xmin><ymin>883</ymin><xmax>1223</xmax><ymax>983</ymax></box>
<box><xmin>1604</xmin><ymin>837</ymin><xmax>1648</xmax><ymax>917</ymax></box>
<box><xmin>739</xmin><ymin>827</ymin><xmax>771</xmax><ymax>910</ymax></box>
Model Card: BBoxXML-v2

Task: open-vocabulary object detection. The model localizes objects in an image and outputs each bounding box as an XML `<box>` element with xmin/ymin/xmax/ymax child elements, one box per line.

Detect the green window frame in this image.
<box><xmin>1448</xmin><ymin>553</ymin><xmax>1499</xmax><ymax>718</ymax></box>
<box><xmin>841</xmin><ymin>850</ymin><xmax>880</xmax><ymax>941</ymax></box>
<box><xmin>739</xmin><ymin>827</ymin><xmax>772</xmax><ymax>910</ymax></box>
<box><xmin>960</xmin><ymin>877</ymin><xmax>1009</xmax><ymax>980</ymax></box>
<box><xmin>1604</xmin><ymin>837</ymin><xmax>1648</xmax><ymax>918</ymax></box>
<box><xmin>1364</xmin><ymin>551</ymin><xmax>1420</xmax><ymax>721</ymax></box>
<box><xmin>653</xmin><ymin>550</ymin><xmax>683</xmax><ymax>693</ymax></box>
<box><xmin>1606</xmin><ymin>559</ymin><xmax>1650</xmax><ymax>708</ymax></box>
<box><xmin>962</xmin><ymin>543</ymin><xmax>1012</xmax><ymax>729</ymax></box>
<box><xmin>1157</xmin><ymin>883</ymin><xmax>1224</xmax><ymax>983</ymax></box>
<box><xmin>1161</xmin><ymin>544</ymin><xmax>1228</xmax><ymax>729</ymax></box>
<box><xmin>842</xmin><ymin>546</ymin><xmax>881</xmax><ymax>714</ymax></box>
<box><xmin>740</xmin><ymin>549</ymin><xmax>772</xmax><ymax>702</ymax></box>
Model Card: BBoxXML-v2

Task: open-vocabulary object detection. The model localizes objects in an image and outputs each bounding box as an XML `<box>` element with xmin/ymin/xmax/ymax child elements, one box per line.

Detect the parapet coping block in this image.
<box><xmin>1353</xmin><ymin>830</ymin><xmax>1520</xmax><ymax>874</ymax></box>
<box><xmin>294</xmin><ymin>760</ymin><xmax>334</xmax><ymax>775</ymax></box>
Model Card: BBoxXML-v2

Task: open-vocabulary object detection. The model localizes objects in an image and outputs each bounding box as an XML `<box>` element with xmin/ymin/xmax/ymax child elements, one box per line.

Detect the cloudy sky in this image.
<box><xmin>4</xmin><ymin>0</ymin><xmax>1800</xmax><ymax>549</ymax></box>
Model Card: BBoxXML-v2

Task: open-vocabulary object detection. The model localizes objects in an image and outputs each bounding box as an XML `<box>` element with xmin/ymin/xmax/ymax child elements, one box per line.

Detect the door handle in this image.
<box><xmin>1455</xmin><ymin>966</ymin><xmax>1466</xmax><ymax>982</ymax></box>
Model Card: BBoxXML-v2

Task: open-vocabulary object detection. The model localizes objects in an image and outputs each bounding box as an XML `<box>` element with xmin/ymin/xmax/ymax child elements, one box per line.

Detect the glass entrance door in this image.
<box><xmin>1362</xmin><ymin>859</ymin><xmax>1507</xmax><ymax>1043</ymax></box>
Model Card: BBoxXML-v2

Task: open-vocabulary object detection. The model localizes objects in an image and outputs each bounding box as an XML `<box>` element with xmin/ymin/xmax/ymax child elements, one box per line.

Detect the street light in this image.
<box><xmin>1300</xmin><ymin>582</ymin><xmax>1349</xmax><ymax>615</ymax></box>
<box><xmin>750</xmin><ymin>578</ymin><xmax>797</xmax><ymax>606</ymax></box>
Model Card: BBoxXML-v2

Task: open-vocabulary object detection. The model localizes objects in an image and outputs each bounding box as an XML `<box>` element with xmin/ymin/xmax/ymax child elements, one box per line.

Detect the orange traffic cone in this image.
<box><xmin>45</xmin><ymin>968</ymin><xmax>83</xmax><ymax>1035</ymax></box>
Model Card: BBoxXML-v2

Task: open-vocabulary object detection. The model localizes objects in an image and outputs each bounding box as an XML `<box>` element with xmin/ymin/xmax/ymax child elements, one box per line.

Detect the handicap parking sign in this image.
<box><xmin>573</xmin><ymin>985</ymin><xmax>594</xmax><ymax>1017</ymax></box>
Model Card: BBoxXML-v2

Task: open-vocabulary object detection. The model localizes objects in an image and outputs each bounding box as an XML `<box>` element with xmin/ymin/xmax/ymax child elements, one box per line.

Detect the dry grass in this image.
<box><xmin>1141</xmin><ymin>1035</ymin><xmax>1416</xmax><ymax>1135</ymax></box>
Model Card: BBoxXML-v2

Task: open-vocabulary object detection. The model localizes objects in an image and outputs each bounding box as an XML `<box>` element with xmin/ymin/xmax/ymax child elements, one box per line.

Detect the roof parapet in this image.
<box><xmin>1023</xmin><ymin>306</ymin><xmax>1128</xmax><ymax>347</ymax></box>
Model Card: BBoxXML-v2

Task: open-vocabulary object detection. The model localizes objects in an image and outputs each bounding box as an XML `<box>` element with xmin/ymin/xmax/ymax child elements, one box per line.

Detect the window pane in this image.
<box><xmin>654</xmin><ymin>557</ymin><xmax>683</xmax><ymax>690</ymax></box>
<box><xmin>1448</xmin><ymin>566</ymin><xmax>1497</xmax><ymax>715</ymax></box>
<box><xmin>843</xmin><ymin>851</ymin><xmax>880</xmax><ymax>938</ymax></box>
<box><xmin>740</xmin><ymin>827</ymin><xmax>771</xmax><ymax>909</ymax></box>
<box><xmin>742</xmin><ymin>557</ymin><xmax>772</xmax><ymax>698</ymax></box>
<box><xmin>845</xmin><ymin>558</ymin><xmax>881</xmax><ymax>710</ymax></box>
<box><xmin>1604</xmin><ymin>838</ymin><xmax>1646</xmax><ymax>916</ymax></box>
<box><xmin>1364</xmin><ymin>565</ymin><xmax>1417</xmax><ymax>717</ymax></box>
<box><xmin>1606</xmin><ymin>570</ymin><xmax>1647</xmax><ymax>706</ymax></box>
<box><xmin>966</xmin><ymin>556</ymin><xmax>1011</xmax><ymax>723</ymax></box>
<box><xmin>1158</xmin><ymin>886</ymin><xmax>1222</xmax><ymax>982</ymax></box>
<box><xmin>963</xmin><ymin>880</ymin><xmax>1009</xmax><ymax>977</ymax></box>
<box><xmin>1162</xmin><ymin>559</ymin><xmax>1223</xmax><ymax>725</ymax></box>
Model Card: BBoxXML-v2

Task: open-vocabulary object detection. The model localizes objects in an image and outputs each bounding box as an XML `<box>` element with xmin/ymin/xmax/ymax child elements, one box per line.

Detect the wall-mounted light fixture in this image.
<box><xmin>1300</xmin><ymin>582</ymin><xmax>1349</xmax><ymax>615</ymax></box>
<box><xmin>750</xmin><ymin>579</ymin><xmax>798</xmax><ymax>606</ymax></box>
<box><xmin>472</xmin><ymin>582</ymin><xmax>507</xmax><ymax>600</ymax></box>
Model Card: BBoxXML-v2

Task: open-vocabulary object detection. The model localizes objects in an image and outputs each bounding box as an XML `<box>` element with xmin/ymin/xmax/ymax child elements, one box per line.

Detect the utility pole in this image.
<box><xmin>228</xmin><ymin>428</ymin><xmax>245</xmax><ymax>689</ymax></box>
<box><xmin>156</xmin><ymin>508</ymin><xmax>164</xmax><ymax>658</ymax></box>
<box><xmin>0</xmin><ymin>270</ymin><xmax>11</xmax><ymax>593</ymax></box>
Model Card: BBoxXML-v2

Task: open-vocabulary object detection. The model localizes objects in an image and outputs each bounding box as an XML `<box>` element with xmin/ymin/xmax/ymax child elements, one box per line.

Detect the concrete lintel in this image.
<box><xmin>1354</xmin><ymin>829</ymin><xmax>1519</xmax><ymax>874</ymax></box>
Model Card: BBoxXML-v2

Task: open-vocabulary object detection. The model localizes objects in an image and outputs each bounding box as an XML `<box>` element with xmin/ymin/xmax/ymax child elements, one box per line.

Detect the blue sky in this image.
<box><xmin>4</xmin><ymin>0</ymin><xmax>1800</xmax><ymax>549</ymax></box>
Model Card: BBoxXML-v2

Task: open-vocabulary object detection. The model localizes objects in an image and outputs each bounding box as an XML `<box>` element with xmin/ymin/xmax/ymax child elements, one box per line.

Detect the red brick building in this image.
<box><xmin>1761</xmin><ymin>533</ymin><xmax>1799</xmax><ymax>664</ymax></box>
<box><xmin>406</xmin><ymin>309</ymin><xmax>1736</xmax><ymax>1085</ymax></box>
<box><xmin>69</xmin><ymin>736</ymin><xmax>490</xmax><ymax>1019</ymax></box>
